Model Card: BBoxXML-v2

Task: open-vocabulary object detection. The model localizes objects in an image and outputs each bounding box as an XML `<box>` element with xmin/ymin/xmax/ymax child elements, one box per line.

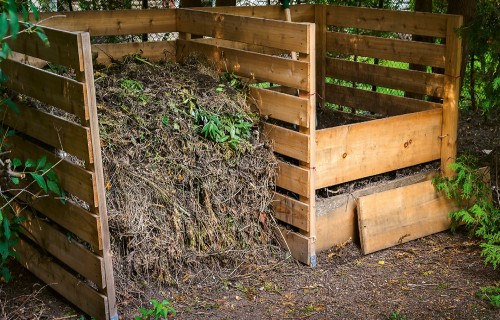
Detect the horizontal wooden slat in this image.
<box><xmin>177</xmin><ymin>9</ymin><xmax>310</xmax><ymax>53</ymax></box>
<box><xmin>38</xmin><ymin>9</ymin><xmax>176</xmax><ymax>36</ymax></box>
<box><xmin>264</xmin><ymin>123</ymin><xmax>309</xmax><ymax>162</ymax></box>
<box><xmin>177</xmin><ymin>39</ymin><xmax>309</xmax><ymax>90</ymax></box>
<box><xmin>194</xmin><ymin>4</ymin><xmax>315</xmax><ymax>22</ymax></box>
<box><xmin>15</xmin><ymin>239</ymin><xmax>108</xmax><ymax>320</ymax></box>
<box><xmin>1</xmin><ymin>59</ymin><xmax>87</xmax><ymax>120</ymax></box>
<box><xmin>7</xmin><ymin>26</ymin><xmax>81</xmax><ymax>70</ymax></box>
<box><xmin>92</xmin><ymin>40</ymin><xmax>176</xmax><ymax>65</ymax></box>
<box><xmin>326</xmin><ymin>32</ymin><xmax>446</xmax><ymax>68</ymax></box>
<box><xmin>18</xmin><ymin>207</ymin><xmax>105</xmax><ymax>288</ymax></box>
<box><xmin>273</xmin><ymin>192</ymin><xmax>309</xmax><ymax>231</ymax></box>
<box><xmin>12</xmin><ymin>190</ymin><xmax>101</xmax><ymax>249</ymax></box>
<box><xmin>277</xmin><ymin>160</ymin><xmax>310</xmax><ymax>197</ymax></box>
<box><xmin>326</xmin><ymin>57</ymin><xmax>445</xmax><ymax>98</ymax></box>
<box><xmin>325</xmin><ymin>83</ymin><xmax>441</xmax><ymax>116</ymax></box>
<box><xmin>326</xmin><ymin>5</ymin><xmax>448</xmax><ymax>37</ymax></box>
<box><xmin>1</xmin><ymin>101</ymin><xmax>92</xmax><ymax>163</ymax></box>
<box><xmin>192</xmin><ymin>38</ymin><xmax>287</xmax><ymax>56</ymax></box>
<box><xmin>7</xmin><ymin>135</ymin><xmax>96</xmax><ymax>206</ymax></box>
<box><xmin>357</xmin><ymin>179</ymin><xmax>457</xmax><ymax>254</ymax></box>
<box><xmin>249</xmin><ymin>86</ymin><xmax>309</xmax><ymax>127</ymax></box>
<box><xmin>315</xmin><ymin>108</ymin><xmax>442</xmax><ymax>188</ymax></box>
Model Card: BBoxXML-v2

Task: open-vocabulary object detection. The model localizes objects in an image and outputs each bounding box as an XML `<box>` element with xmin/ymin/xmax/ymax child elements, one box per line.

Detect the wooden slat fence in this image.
<box><xmin>1</xmin><ymin>25</ymin><xmax>117</xmax><ymax>320</ymax></box>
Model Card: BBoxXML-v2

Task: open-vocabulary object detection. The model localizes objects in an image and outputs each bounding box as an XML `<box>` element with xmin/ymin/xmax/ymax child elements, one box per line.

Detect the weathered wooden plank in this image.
<box><xmin>263</xmin><ymin>123</ymin><xmax>309</xmax><ymax>162</ymax></box>
<box><xmin>325</xmin><ymin>57</ymin><xmax>445</xmax><ymax>98</ymax></box>
<box><xmin>15</xmin><ymin>239</ymin><xmax>108</xmax><ymax>320</ymax></box>
<box><xmin>326</xmin><ymin>32</ymin><xmax>446</xmax><ymax>68</ymax></box>
<box><xmin>277</xmin><ymin>161</ymin><xmax>310</xmax><ymax>198</ymax></box>
<box><xmin>277</xmin><ymin>226</ymin><xmax>312</xmax><ymax>265</ymax></box>
<box><xmin>252</xmin><ymin>87</ymin><xmax>308</xmax><ymax>123</ymax></box>
<box><xmin>38</xmin><ymin>9</ymin><xmax>176</xmax><ymax>36</ymax></box>
<box><xmin>325</xmin><ymin>83</ymin><xmax>441</xmax><ymax>116</ymax></box>
<box><xmin>273</xmin><ymin>192</ymin><xmax>309</xmax><ymax>232</ymax></box>
<box><xmin>326</xmin><ymin>5</ymin><xmax>448</xmax><ymax>37</ymax></box>
<box><xmin>12</xmin><ymin>190</ymin><xmax>101</xmax><ymax>250</ymax></box>
<box><xmin>193</xmin><ymin>4</ymin><xmax>315</xmax><ymax>22</ymax></box>
<box><xmin>177</xmin><ymin>39</ymin><xmax>309</xmax><ymax>90</ymax></box>
<box><xmin>18</xmin><ymin>207</ymin><xmax>105</xmax><ymax>288</ymax></box>
<box><xmin>315</xmin><ymin>109</ymin><xmax>442</xmax><ymax>188</ymax></box>
<box><xmin>441</xmin><ymin>16</ymin><xmax>463</xmax><ymax>176</ymax></box>
<box><xmin>249</xmin><ymin>87</ymin><xmax>309</xmax><ymax>127</ymax></box>
<box><xmin>1</xmin><ymin>101</ymin><xmax>93</xmax><ymax>164</ymax></box>
<box><xmin>7</xmin><ymin>134</ymin><xmax>96</xmax><ymax>206</ymax></box>
<box><xmin>357</xmin><ymin>179</ymin><xmax>457</xmax><ymax>254</ymax></box>
<box><xmin>315</xmin><ymin>170</ymin><xmax>435</xmax><ymax>252</ymax></box>
<box><xmin>192</xmin><ymin>38</ymin><xmax>287</xmax><ymax>56</ymax></box>
<box><xmin>1</xmin><ymin>59</ymin><xmax>87</xmax><ymax>120</ymax></box>
<box><xmin>177</xmin><ymin>9</ymin><xmax>310</xmax><ymax>53</ymax></box>
<box><xmin>92</xmin><ymin>41</ymin><xmax>176</xmax><ymax>65</ymax></box>
<box><xmin>7</xmin><ymin>26</ymin><xmax>82</xmax><ymax>70</ymax></box>
<box><xmin>79</xmin><ymin>32</ymin><xmax>118</xmax><ymax>319</ymax></box>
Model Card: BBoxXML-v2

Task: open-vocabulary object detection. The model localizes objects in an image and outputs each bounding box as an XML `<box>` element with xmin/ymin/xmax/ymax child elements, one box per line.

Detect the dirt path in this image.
<box><xmin>1</xmin><ymin>231</ymin><xmax>499</xmax><ymax>319</ymax></box>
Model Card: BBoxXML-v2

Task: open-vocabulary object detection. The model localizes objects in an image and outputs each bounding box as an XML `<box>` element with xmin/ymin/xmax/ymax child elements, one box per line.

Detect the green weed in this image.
<box><xmin>135</xmin><ymin>299</ymin><xmax>176</xmax><ymax>319</ymax></box>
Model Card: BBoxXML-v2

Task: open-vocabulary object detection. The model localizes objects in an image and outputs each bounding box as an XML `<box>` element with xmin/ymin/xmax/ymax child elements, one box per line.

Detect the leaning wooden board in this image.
<box><xmin>357</xmin><ymin>179</ymin><xmax>458</xmax><ymax>254</ymax></box>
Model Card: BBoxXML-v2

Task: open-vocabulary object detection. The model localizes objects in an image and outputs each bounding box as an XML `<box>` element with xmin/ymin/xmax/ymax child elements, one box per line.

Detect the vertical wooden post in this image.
<box><xmin>314</xmin><ymin>4</ymin><xmax>326</xmax><ymax>109</ymax></box>
<box><xmin>298</xmin><ymin>23</ymin><xmax>317</xmax><ymax>266</ymax></box>
<box><xmin>77</xmin><ymin>32</ymin><xmax>118</xmax><ymax>320</ymax></box>
<box><xmin>441</xmin><ymin>15</ymin><xmax>463</xmax><ymax>177</ymax></box>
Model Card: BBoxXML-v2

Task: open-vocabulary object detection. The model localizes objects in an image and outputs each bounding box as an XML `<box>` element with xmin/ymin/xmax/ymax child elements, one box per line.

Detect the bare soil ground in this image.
<box><xmin>1</xmin><ymin>95</ymin><xmax>498</xmax><ymax>319</ymax></box>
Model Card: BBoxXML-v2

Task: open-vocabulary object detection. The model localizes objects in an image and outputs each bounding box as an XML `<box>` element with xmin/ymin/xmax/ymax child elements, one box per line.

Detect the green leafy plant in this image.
<box><xmin>433</xmin><ymin>154</ymin><xmax>500</xmax><ymax>269</ymax></box>
<box><xmin>195</xmin><ymin>110</ymin><xmax>254</xmax><ymax>151</ymax></box>
<box><xmin>135</xmin><ymin>299</ymin><xmax>176</xmax><ymax>319</ymax></box>
<box><xmin>388</xmin><ymin>310</ymin><xmax>407</xmax><ymax>320</ymax></box>
<box><xmin>476</xmin><ymin>285</ymin><xmax>500</xmax><ymax>308</ymax></box>
<box><xmin>217</xmin><ymin>72</ymin><xmax>244</xmax><ymax>93</ymax></box>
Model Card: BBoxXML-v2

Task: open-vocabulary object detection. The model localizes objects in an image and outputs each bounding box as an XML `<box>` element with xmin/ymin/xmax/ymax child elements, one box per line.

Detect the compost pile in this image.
<box><xmin>93</xmin><ymin>57</ymin><xmax>279</xmax><ymax>296</ymax></box>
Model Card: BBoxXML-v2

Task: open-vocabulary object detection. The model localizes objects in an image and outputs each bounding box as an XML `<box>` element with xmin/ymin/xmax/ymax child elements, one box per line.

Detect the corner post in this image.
<box><xmin>299</xmin><ymin>22</ymin><xmax>317</xmax><ymax>266</ymax></box>
<box><xmin>440</xmin><ymin>15</ymin><xmax>463</xmax><ymax>177</ymax></box>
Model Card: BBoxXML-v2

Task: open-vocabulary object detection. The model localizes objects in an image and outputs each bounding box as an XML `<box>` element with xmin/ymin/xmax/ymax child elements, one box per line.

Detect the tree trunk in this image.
<box><xmin>447</xmin><ymin>0</ymin><xmax>478</xmax><ymax>93</ymax></box>
<box><xmin>406</xmin><ymin>0</ymin><xmax>433</xmax><ymax>100</ymax></box>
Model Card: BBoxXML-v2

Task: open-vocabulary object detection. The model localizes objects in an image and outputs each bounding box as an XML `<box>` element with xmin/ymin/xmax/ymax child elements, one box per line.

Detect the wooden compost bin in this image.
<box><xmin>1</xmin><ymin>4</ymin><xmax>462</xmax><ymax>319</ymax></box>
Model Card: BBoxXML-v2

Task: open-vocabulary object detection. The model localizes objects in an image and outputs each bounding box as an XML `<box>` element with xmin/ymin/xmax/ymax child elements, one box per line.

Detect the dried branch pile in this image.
<box><xmin>94</xmin><ymin>58</ymin><xmax>279</xmax><ymax>297</ymax></box>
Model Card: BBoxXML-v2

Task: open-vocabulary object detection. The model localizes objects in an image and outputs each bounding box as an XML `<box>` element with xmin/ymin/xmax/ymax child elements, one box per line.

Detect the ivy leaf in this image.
<box><xmin>8</xmin><ymin>4</ymin><xmax>19</xmax><ymax>40</ymax></box>
<box><xmin>1</xmin><ymin>266</ymin><xmax>11</xmax><ymax>282</ymax></box>
<box><xmin>36</xmin><ymin>155</ymin><xmax>47</xmax><ymax>171</ymax></box>
<box><xmin>47</xmin><ymin>180</ymin><xmax>61</xmax><ymax>196</ymax></box>
<box><xmin>10</xmin><ymin>177</ymin><xmax>19</xmax><ymax>185</ymax></box>
<box><xmin>25</xmin><ymin>158</ymin><xmax>36</xmax><ymax>168</ymax></box>
<box><xmin>3</xmin><ymin>217</ymin><xmax>11</xmax><ymax>240</ymax></box>
<box><xmin>21</xmin><ymin>5</ymin><xmax>28</xmax><ymax>22</ymax></box>
<box><xmin>35</xmin><ymin>30</ymin><xmax>49</xmax><ymax>45</ymax></box>
<box><xmin>30</xmin><ymin>173</ymin><xmax>47</xmax><ymax>192</ymax></box>
<box><xmin>29</xmin><ymin>1</ymin><xmax>40</xmax><ymax>21</ymax></box>
<box><xmin>4</xmin><ymin>98</ymin><xmax>19</xmax><ymax>114</ymax></box>
<box><xmin>11</xmin><ymin>158</ymin><xmax>21</xmax><ymax>169</ymax></box>
<box><xmin>0</xmin><ymin>242</ymin><xmax>8</xmax><ymax>260</ymax></box>
<box><xmin>0</xmin><ymin>12</ymin><xmax>8</xmax><ymax>40</ymax></box>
